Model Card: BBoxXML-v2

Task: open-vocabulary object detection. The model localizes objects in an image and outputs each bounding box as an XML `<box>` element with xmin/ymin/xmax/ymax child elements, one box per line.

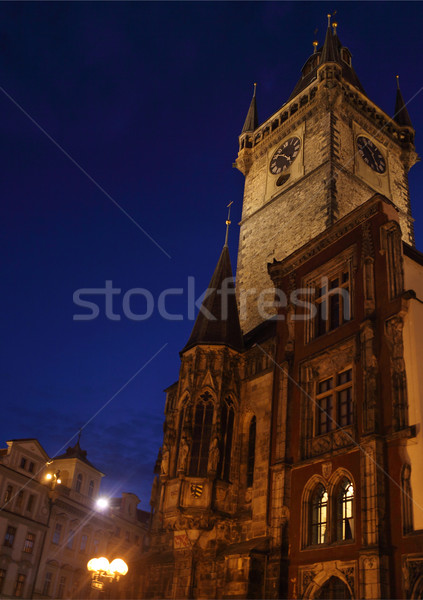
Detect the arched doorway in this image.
<box><xmin>315</xmin><ymin>576</ymin><xmax>351</xmax><ymax>599</ymax></box>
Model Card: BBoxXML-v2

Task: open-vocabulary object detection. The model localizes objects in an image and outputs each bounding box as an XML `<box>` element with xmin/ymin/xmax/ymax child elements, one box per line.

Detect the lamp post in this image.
<box><xmin>30</xmin><ymin>469</ymin><xmax>62</xmax><ymax>598</ymax></box>
<box><xmin>87</xmin><ymin>557</ymin><xmax>128</xmax><ymax>596</ymax></box>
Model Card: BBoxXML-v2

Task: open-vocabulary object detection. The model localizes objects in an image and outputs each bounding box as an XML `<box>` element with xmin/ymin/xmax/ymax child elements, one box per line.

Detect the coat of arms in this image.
<box><xmin>190</xmin><ymin>483</ymin><xmax>203</xmax><ymax>498</ymax></box>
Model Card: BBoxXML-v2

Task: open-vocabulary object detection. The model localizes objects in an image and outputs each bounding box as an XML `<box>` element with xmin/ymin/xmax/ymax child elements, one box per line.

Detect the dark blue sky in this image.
<box><xmin>1</xmin><ymin>2</ymin><xmax>423</xmax><ymax>507</ymax></box>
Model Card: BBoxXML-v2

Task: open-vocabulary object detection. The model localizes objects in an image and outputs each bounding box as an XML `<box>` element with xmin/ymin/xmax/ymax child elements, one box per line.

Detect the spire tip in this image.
<box><xmin>224</xmin><ymin>202</ymin><xmax>233</xmax><ymax>247</ymax></box>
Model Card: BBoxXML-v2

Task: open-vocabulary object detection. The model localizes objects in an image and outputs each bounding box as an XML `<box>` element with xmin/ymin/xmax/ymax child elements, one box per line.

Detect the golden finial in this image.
<box><xmin>253</xmin><ymin>82</ymin><xmax>257</xmax><ymax>97</ymax></box>
<box><xmin>313</xmin><ymin>28</ymin><xmax>318</xmax><ymax>53</ymax></box>
<box><xmin>327</xmin><ymin>13</ymin><xmax>331</xmax><ymax>27</ymax></box>
<box><xmin>396</xmin><ymin>74</ymin><xmax>400</xmax><ymax>89</ymax></box>
<box><xmin>224</xmin><ymin>201</ymin><xmax>233</xmax><ymax>247</ymax></box>
<box><xmin>332</xmin><ymin>21</ymin><xmax>338</xmax><ymax>34</ymax></box>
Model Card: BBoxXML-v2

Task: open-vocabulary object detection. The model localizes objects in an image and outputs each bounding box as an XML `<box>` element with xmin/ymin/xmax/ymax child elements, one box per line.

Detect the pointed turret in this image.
<box><xmin>394</xmin><ymin>76</ymin><xmax>413</xmax><ymax>129</ymax></box>
<box><xmin>320</xmin><ymin>16</ymin><xmax>339</xmax><ymax>64</ymax></box>
<box><xmin>241</xmin><ymin>83</ymin><xmax>258</xmax><ymax>134</ymax></box>
<box><xmin>182</xmin><ymin>244</ymin><xmax>244</xmax><ymax>353</ymax></box>
<box><xmin>54</xmin><ymin>438</ymin><xmax>97</xmax><ymax>469</ymax></box>
<box><xmin>288</xmin><ymin>18</ymin><xmax>365</xmax><ymax>102</ymax></box>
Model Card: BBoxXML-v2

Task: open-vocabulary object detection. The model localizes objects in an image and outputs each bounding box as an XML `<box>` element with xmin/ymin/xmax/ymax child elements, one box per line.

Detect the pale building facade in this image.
<box><xmin>0</xmin><ymin>438</ymin><xmax>148</xmax><ymax>599</ymax></box>
<box><xmin>141</xmin><ymin>20</ymin><xmax>423</xmax><ymax>600</ymax></box>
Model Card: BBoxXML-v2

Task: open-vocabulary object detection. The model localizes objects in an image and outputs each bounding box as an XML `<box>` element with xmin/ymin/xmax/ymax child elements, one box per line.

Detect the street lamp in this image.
<box><xmin>87</xmin><ymin>556</ymin><xmax>128</xmax><ymax>591</ymax></box>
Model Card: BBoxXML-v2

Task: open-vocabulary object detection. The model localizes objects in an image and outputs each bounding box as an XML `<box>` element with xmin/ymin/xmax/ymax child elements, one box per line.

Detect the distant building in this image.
<box><xmin>0</xmin><ymin>438</ymin><xmax>149</xmax><ymax>599</ymax></box>
<box><xmin>141</xmin><ymin>19</ymin><xmax>423</xmax><ymax>600</ymax></box>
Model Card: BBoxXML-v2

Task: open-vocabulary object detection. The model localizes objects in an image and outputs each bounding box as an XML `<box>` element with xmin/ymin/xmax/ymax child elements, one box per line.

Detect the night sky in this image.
<box><xmin>1</xmin><ymin>2</ymin><xmax>423</xmax><ymax>508</ymax></box>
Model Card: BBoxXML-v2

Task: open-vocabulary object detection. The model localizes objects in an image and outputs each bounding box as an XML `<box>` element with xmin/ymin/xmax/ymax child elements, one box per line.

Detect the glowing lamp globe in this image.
<box><xmin>87</xmin><ymin>558</ymin><xmax>99</xmax><ymax>572</ymax></box>
<box><xmin>97</xmin><ymin>557</ymin><xmax>110</xmax><ymax>572</ymax></box>
<box><xmin>109</xmin><ymin>558</ymin><xmax>128</xmax><ymax>576</ymax></box>
<box><xmin>96</xmin><ymin>498</ymin><xmax>109</xmax><ymax>510</ymax></box>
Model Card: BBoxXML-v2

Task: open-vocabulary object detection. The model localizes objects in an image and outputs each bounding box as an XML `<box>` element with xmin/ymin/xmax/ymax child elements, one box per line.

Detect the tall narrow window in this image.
<box><xmin>401</xmin><ymin>464</ymin><xmax>413</xmax><ymax>534</ymax></box>
<box><xmin>88</xmin><ymin>480</ymin><xmax>94</xmax><ymax>498</ymax></box>
<box><xmin>314</xmin><ymin>270</ymin><xmax>351</xmax><ymax>338</ymax></box>
<box><xmin>218</xmin><ymin>398</ymin><xmax>235</xmax><ymax>481</ymax></box>
<box><xmin>16</xmin><ymin>490</ymin><xmax>24</xmax><ymax>509</ymax></box>
<box><xmin>76</xmin><ymin>473</ymin><xmax>82</xmax><ymax>493</ymax></box>
<box><xmin>311</xmin><ymin>484</ymin><xmax>328</xmax><ymax>545</ymax></box>
<box><xmin>26</xmin><ymin>494</ymin><xmax>34</xmax><ymax>513</ymax></box>
<box><xmin>23</xmin><ymin>532</ymin><xmax>36</xmax><ymax>554</ymax></box>
<box><xmin>316</xmin><ymin>369</ymin><xmax>353</xmax><ymax>435</ymax></box>
<box><xmin>14</xmin><ymin>574</ymin><xmax>25</xmax><ymax>598</ymax></box>
<box><xmin>0</xmin><ymin>569</ymin><xmax>5</xmax><ymax>594</ymax></box>
<box><xmin>4</xmin><ymin>526</ymin><xmax>16</xmax><ymax>548</ymax></box>
<box><xmin>52</xmin><ymin>523</ymin><xmax>62</xmax><ymax>545</ymax></box>
<box><xmin>188</xmin><ymin>392</ymin><xmax>213</xmax><ymax>477</ymax></box>
<box><xmin>336</xmin><ymin>479</ymin><xmax>354</xmax><ymax>540</ymax></box>
<box><xmin>57</xmin><ymin>576</ymin><xmax>66</xmax><ymax>599</ymax></box>
<box><xmin>80</xmin><ymin>534</ymin><xmax>88</xmax><ymax>552</ymax></box>
<box><xmin>67</xmin><ymin>530</ymin><xmax>75</xmax><ymax>549</ymax></box>
<box><xmin>43</xmin><ymin>572</ymin><xmax>52</xmax><ymax>596</ymax></box>
<box><xmin>247</xmin><ymin>417</ymin><xmax>256</xmax><ymax>487</ymax></box>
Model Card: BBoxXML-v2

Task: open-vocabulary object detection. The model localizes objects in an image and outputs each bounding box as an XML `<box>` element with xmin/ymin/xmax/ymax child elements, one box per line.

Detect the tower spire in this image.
<box><xmin>320</xmin><ymin>14</ymin><xmax>339</xmax><ymax>64</ymax></box>
<box><xmin>394</xmin><ymin>75</ymin><xmax>413</xmax><ymax>129</ymax></box>
<box><xmin>241</xmin><ymin>83</ymin><xmax>258</xmax><ymax>134</ymax></box>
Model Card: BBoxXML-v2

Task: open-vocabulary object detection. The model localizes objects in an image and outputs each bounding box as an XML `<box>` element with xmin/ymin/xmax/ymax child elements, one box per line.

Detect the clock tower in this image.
<box><xmin>235</xmin><ymin>18</ymin><xmax>418</xmax><ymax>333</ymax></box>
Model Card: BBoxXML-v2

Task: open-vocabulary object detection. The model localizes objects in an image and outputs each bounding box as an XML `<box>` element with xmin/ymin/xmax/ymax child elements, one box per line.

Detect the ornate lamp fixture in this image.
<box><xmin>87</xmin><ymin>557</ymin><xmax>128</xmax><ymax>591</ymax></box>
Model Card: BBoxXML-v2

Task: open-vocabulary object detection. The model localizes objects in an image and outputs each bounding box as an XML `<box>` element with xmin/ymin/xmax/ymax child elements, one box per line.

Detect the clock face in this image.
<box><xmin>270</xmin><ymin>137</ymin><xmax>301</xmax><ymax>174</ymax></box>
<box><xmin>357</xmin><ymin>136</ymin><xmax>386</xmax><ymax>173</ymax></box>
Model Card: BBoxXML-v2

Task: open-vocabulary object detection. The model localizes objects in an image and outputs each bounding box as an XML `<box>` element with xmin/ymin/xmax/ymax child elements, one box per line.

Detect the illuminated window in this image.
<box><xmin>316</xmin><ymin>369</ymin><xmax>353</xmax><ymax>435</ymax></box>
<box><xmin>76</xmin><ymin>473</ymin><xmax>83</xmax><ymax>493</ymax></box>
<box><xmin>247</xmin><ymin>416</ymin><xmax>256</xmax><ymax>487</ymax></box>
<box><xmin>336</xmin><ymin>479</ymin><xmax>354</xmax><ymax>540</ymax></box>
<box><xmin>14</xmin><ymin>574</ymin><xmax>25</xmax><ymax>598</ymax></box>
<box><xmin>188</xmin><ymin>392</ymin><xmax>214</xmax><ymax>477</ymax></box>
<box><xmin>218</xmin><ymin>398</ymin><xmax>234</xmax><ymax>481</ymax></box>
<box><xmin>23</xmin><ymin>532</ymin><xmax>36</xmax><ymax>554</ymax></box>
<box><xmin>311</xmin><ymin>485</ymin><xmax>328</xmax><ymax>545</ymax></box>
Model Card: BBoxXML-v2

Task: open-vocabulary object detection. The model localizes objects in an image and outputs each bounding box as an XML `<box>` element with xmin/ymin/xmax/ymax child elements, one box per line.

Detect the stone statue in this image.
<box><xmin>178</xmin><ymin>437</ymin><xmax>190</xmax><ymax>472</ymax></box>
<box><xmin>161</xmin><ymin>445</ymin><xmax>170</xmax><ymax>476</ymax></box>
<box><xmin>208</xmin><ymin>437</ymin><xmax>220</xmax><ymax>473</ymax></box>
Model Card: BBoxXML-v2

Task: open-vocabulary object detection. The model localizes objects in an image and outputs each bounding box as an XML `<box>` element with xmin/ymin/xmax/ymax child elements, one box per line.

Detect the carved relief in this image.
<box><xmin>361</xmin><ymin>223</ymin><xmax>376</xmax><ymax>315</ymax></box>
<box><xmin>322</xmin><ymin>462</ymin><xmax>332</xmax><ymax>479</ymax></box>
<box><xmin>385</xmin><ymin>316</ymin><xmax>408</xmax><ymax>431</ymax></box>
<box><xmin>177</xmin><ymin>437</ymin><xmax>190</xmax><ymax>473</ymax></box>
<box><xmin>360</xmin><ymin>322</ymin><xmax>379</xmax><ymax>434</ymax></box>
<box><xmin>380</xmin><ymin>221</ymin><xmax>404</xmax><ymax>299</ymax></box>
<box><xmin>208</xmin><ymin>437</ymin><xmax>220</xmax><ymax>475</ymax></box>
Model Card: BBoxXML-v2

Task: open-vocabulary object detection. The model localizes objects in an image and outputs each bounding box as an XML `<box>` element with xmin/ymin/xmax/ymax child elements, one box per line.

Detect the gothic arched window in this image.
<box><xmin>247</xmin><ymin>416</ymin><xmax>256</xmax><ymax>487</ymax></box>
<box><xmin>218</xmin><ymin>397</ymin><xmax>235</xmax><ymax>481</ymax></box>
<box><xmin>311</xmin><ymin>484</ymin><xmax>328</xmax><ymax>545</ymax></box>
<box><xmin>76</xmin><ymin>473</ymin><xmax>83</xmax><ymax>493</ymax></box>
<box><xmin>336</xmin><ymin>478</ymin><xmax>354</xmax><ymax>540</ymax></box>
<box><xmin>188</xmin><ymin>392</ymin><xmax>213</xmax><ymax>477</ymax></box>
<box><xmin>401</xmin><ymin>464</ymin><xmax>413</xmax><ymax>534</ymax></box>
<box><xmin>316</xmin><ymin>576</ymin><xmax>351</xmax><ymax>599</ymax></box>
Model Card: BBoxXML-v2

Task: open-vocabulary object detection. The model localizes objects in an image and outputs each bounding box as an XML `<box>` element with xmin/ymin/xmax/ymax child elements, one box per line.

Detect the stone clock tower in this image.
<box><xmin>235</xmin><ymin>20</ymin><xmax>417</xmax><ymax>333</ymax></box>
<box><xmin>140</xmin><ymin>19</ymin><xmax>423</xmax><ymax>600</ymax></box>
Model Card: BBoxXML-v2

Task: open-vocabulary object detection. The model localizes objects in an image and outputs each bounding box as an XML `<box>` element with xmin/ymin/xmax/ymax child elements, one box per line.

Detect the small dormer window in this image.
<box><xmin>341</xmin><ymin>48</ymin><xmax>351</xmax><ymax>66</ymax></box>
<box><xmin>76</xmin><ymin>473</ymin><xmax>82</xmax><ymax>493</ymax></box>
<box><xmin>20</xmin><ymin>458</ymin><xmax>27</xmax><ymax>469</ymax></box>
<box><xmin>303</xmin><ymin>55</ymin><xmax>320</xmax><ymax>77</ymax></box>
